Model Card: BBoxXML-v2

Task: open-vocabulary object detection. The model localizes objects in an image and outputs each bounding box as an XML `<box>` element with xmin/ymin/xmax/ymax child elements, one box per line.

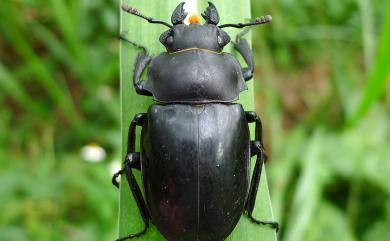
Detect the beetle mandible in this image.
<box><xmin>113</xmin><ymin>2</ymin><xmax>278</xmax><ymax>241</ymax></box>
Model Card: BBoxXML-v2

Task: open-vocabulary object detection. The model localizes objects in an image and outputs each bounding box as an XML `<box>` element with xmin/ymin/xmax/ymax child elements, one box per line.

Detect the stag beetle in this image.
<box><xmin>113</xmin><ymin>2</ymin><xmax>278</xmax><ymax>241</ymax></box>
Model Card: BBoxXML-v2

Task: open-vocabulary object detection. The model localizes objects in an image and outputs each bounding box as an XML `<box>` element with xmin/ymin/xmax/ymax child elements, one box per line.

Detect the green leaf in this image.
<box><xmin>283</xmin><ymin>131</ymin><xmax>324</xmax><ymax>241</ymax></box>
<box><xmin>307</xmin><ymin>201</ymin><xmax>357</xmax><ymax>241</ymax></box>
<box><xmin>118</xmin><ymin>1</ymin><xmax>277</xmax><ymax>240</ymax></box>
<box><xmin>347</xmin><ymin>1</ymin><xmax>390</xmax><ymax>126</ymax></box>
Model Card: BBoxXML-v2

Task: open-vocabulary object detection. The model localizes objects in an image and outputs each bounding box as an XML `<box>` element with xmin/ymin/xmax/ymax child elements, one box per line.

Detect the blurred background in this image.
<box><xmin>0</xmin><ymin>0</ymin><xmax>389</xmax><ymax>241</ymax></box>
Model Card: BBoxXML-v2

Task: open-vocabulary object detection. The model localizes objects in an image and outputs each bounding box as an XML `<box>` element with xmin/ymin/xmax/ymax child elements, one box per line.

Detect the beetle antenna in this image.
<box><xmin>219</xmin><ymin>15</ymin><xmax>272</xmax><ymax>29</ymax></box>
<box><xmin>122</xmin><ymin>4</ymin><xmax>173</xmax><ymax>28</ymax></box>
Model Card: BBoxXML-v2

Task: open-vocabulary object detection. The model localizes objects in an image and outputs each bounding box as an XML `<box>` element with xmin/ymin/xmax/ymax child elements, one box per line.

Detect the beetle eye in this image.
<box><xmin>159</xmin><ymin>29</ymin><xmax>173</xmax><ymax>47</ymax></box>
<box><xmin>217</xmin><ymin>36</ymin><xmax>223</xmax><ymax>46</ymax></box>
<box><xmin>217</xmin><ymin>29</ymin><xmax>231</xmax><ymax>47</ymax></box>
<box><xmin>166</xmin><ymin>36</ymin><xmax>173</xmax><ymax>45</ymax></box>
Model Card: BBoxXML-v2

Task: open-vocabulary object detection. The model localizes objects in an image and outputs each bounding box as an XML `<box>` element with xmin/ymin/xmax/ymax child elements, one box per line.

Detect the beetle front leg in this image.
<box><xmin>245</xmin><ymin>111</ymin><xmax>279</xmax><ymax>232</ymax></box>
<box><xmin>120</xmin><ymin>33</ymin><xmax>153</xmax><ymax>96</ymax></box>
<box><xmin>233</xmin><ymin>37</ymin><xmax>254</xmax><ymax>81</ymax></box>
<box><xmin>133</xmin><ymin>53</ymin><xmax>153</xmax><ymax>96</ymax></box>
<box><xmin>112</xmin><ymin>113</ymin><xmax>150</xmax><ymax>241</ymax></box>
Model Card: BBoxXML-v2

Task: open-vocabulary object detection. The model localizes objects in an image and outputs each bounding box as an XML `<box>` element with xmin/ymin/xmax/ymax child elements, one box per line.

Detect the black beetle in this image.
<box><xmin>113</xmin><ymin>2</ymin><xmax>278</xmax><ymax>241</ymax></box>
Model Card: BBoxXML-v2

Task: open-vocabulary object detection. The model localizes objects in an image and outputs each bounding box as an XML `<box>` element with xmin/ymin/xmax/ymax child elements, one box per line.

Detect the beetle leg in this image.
<box><xmin>233</xmin><ymin>37</ymin><xmax>254</xmax><ymax>81</ymax></box>
<box><xmin>120</xmin><ymin>33</ymin><xmax>149</xmax><ymax>55</ymax></box>
<box><xmin>245</xmin><ymin>111</ymin><xmax>266</xmax><ymax>213</ymax></box>
<box><xmin>115</xmin><ymin>113</ymin><xmax>151</xmax><ymax>241</ymax></box>
<box><xmin>112</xmin><ymin>113</ymin><xmax>145</xmax><ymax>188</ymax></box>
<box><xmin>247</xmin><ymin>141</ymin><xmax>279</xmax><ymax>231</ymax></box>
<box><xmin>245</xmin><ymin>111</ymin><xmax>267</xmax><ymax>160</ymax></box>
<box><xmin>133</xmin><ymin>53</ymin><xmax>153</xmax><ymax>96</ymax></box>
<box><xmin>246</xmin><ymin>140</ymin><xmax>266</xmax><ymax>216</ymax></box>
<box><xmin>245</xmin><ymin>111</ymin><xmax>279</xmax><ymax>231</ymax></box>
<box><xmin>249</xmin><ymin>215</ymin><xmax>280</xmax><ymax>232</ymax></box>
<box><xmin>120</xmin><ymin>33</ymin><xmax>153</xmax><ymax>96</ymax></box>
<box><xmin>117</xmin><ymin>152</ymin><xmax>150</xmax><ymax>241</ymax></box>
<box><xmin>112</xmin><ymin>169</ymin><xmax>124</xmax><ymax>188</ymax></box>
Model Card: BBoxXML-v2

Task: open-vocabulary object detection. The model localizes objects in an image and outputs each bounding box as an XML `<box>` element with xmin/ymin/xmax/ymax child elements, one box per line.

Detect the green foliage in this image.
<box><xmin>348</xmin><ymin>2</ymin><xmax>390</xmax><ymax>126</ymax></box>
<box><xmin>0</xmin><ymin>0</ymin><xmax>120</xmax><ymax>240</ymax></box>
<box><xmin>0</xmin><ymin>0</ymin><xmax>389</xmax><ymax>240</ymax></box>
<box><xmin>251</xmin><ymin>0</ymin><xmax>390</xmax><ymax>240</ymax></box>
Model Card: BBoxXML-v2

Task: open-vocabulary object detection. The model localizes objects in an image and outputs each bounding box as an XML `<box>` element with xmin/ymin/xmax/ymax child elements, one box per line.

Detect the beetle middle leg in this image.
<box><xmin>245</xmin><ymin>111</ymin><xmax>280</xmax><ymax>232</ymax></box>
<box><xmin>112</xmin><ymin>113</ymin><xmax>151</xmax><ymax>241</ymax></box>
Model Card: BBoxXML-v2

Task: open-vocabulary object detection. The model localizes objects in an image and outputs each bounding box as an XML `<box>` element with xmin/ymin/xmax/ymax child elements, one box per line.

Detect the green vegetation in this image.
<box><xmin>0</xmin><ymin>0</ymin><xmax>389</xmax><ymax>241</ymax></box>
<box><xmin>252</xmin><ymin>1</ymin><xmax>390</xmax><ymax>241</ymax></box>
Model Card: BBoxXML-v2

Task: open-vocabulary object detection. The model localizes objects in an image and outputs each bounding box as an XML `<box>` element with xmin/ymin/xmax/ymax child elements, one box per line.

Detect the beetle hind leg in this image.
<box><xmin>112</xmin><ymin>169</ymin><xmax>124</xmax><ymax>188</ymax></box>
<box><xmin>245</xmin><ymin>111</ymin><xmax>280</xmax><ymax>232</ymax></box>
<box><xmin>248</xmin><ymin>215</ymin><xmax>280</xmax><ymax>232</ymax></box>
<box><xmin>115</xmin><ymin>153</ymin><xmax>149</xmax><ymax>241</ymax></box>
<box><xmin>114</xmin><ymin>113</ymin><xmax>151</xmax><ymax>241</ymax></box>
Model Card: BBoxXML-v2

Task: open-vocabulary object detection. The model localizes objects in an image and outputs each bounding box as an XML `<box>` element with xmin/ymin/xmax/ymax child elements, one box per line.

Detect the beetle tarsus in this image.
<box><xmin>119</xmin><ymin>33</ymin><xmax>149</xmax><ymax>55</ymax></box>
<box><xmin>248</xmin><ymin>215</ymin><xmax>280</xmax><ymax>232</ymax></box>
<box><xmin>115</xmin><ymin>223</ymin><xmax>148</xmax><ymax>241</ymax></box>
<box><xmin>119</xmin><ymin>32</ymin><xmax>153</xmax><ymax>96</ymax></box>
<box><xmin>112</xmin><ymin>169</ymin><xmax>124</xmax><ymax>188</ymax></box>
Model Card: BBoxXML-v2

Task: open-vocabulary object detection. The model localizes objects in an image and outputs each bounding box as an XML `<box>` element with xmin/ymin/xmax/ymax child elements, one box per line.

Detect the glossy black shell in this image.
<box><xmin>143</xmin><ymin>50</ymin><xmax>247</xmax><ymax>103</ymax></box>
<box><xmin>141</xmin><ymin>104</ymin><xmax>250</xmax><ymax>241</ymax></box>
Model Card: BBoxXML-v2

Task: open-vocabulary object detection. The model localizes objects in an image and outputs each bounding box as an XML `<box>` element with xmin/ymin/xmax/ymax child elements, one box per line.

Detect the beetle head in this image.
<box><xmin>122</xmin><ymin>1</ymin><xmax>272</xmax><ymax>52</ymax></box>
<box><xmin>159</xmin><ymin>2</ymin><xmax>230</xmax><ymax>53</ymax></box>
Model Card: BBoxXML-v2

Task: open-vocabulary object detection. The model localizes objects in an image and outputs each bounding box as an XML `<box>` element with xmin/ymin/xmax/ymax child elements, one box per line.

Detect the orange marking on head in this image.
<box><xmin>189</xmin><ymin>14</ymin><xmax>201</xmax><ymax>24</ymax></box>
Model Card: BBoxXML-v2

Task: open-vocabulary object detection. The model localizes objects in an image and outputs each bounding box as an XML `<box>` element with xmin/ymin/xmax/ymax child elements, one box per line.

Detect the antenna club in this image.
<box><xmin>255</xmin><ymin>15</ymin><xmax>272</xmax><ymax>24</ymax></box>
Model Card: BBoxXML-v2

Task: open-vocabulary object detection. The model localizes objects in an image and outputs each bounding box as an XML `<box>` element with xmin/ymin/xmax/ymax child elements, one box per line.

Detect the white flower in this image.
<box><xmin>81</xmin><ymin>143</ymin><xmax>106</xmax><ymax>163</ymax></box>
